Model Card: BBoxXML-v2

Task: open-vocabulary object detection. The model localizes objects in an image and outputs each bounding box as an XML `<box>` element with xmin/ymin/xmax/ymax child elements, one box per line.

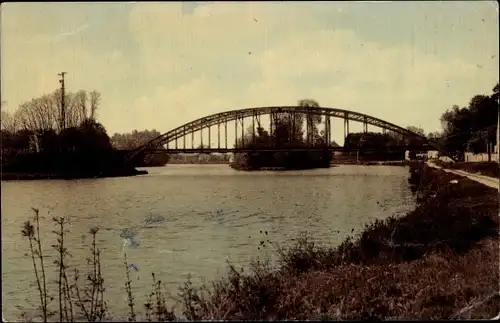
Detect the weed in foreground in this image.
<box><xmin>20</xmin><ymin>209</ymin><xmax>180</xmax><ymax>322</ymax></box>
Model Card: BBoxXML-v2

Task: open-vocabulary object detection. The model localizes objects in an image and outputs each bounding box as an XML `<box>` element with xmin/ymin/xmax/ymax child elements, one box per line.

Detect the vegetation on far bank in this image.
<box><xmin>110</xmin><ymin>129</ymin><xmax>170</xmax><ymax>167</ymax></box>
<box><xmin>16</xmin><ymin>162</ymin><xmax>499</xmax><ymax>321</ymax></box>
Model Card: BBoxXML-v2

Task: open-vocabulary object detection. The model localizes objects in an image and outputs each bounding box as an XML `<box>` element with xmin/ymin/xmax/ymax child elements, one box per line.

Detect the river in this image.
<box><xmin>1</xmin><ymin>164</ymin><xmax>415</xmax><ymax>321</ymax></box>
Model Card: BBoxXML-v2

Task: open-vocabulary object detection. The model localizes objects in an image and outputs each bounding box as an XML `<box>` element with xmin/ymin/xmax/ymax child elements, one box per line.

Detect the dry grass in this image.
<box><xmin>194</xmin><ymin>238</ymin><xmax>499</xmax><ymax>320</ymax></box>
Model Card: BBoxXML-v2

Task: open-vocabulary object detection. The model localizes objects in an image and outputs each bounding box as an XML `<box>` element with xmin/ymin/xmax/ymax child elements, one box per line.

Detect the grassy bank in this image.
<box><xmin>16</xmin><ymin>162</ymin><xmax>499</xmax><ymax>321</ymax></box>
<box><xmin>433</xmin><ymin>160</ymin><xmax>499</xmax><ymax>178</ymax></box>
<box><xmin>187</xmin><ymin>162</ymin><xmax>498</xmax><ymax>320</ymax></box>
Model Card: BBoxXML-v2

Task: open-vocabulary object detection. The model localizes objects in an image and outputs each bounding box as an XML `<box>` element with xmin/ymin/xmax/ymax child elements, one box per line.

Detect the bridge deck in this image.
<box><xmin>135</xmin><ymin>146</ymin><xmax>435</xmax><ymax>154</ymax></box>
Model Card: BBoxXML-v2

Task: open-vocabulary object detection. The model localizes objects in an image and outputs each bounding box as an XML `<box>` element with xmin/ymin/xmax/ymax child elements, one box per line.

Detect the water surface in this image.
<box><xmin>2</xmin><ymin>164</ymin><xmax>415</xmax><ymax>320</ymax></box>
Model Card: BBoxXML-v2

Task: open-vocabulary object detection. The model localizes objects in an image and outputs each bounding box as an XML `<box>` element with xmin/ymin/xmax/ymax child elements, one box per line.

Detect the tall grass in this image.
<box><xmin>17</xmin><ymin>162</ymin><xmax>499</xmax><ymax>321</ymax></box>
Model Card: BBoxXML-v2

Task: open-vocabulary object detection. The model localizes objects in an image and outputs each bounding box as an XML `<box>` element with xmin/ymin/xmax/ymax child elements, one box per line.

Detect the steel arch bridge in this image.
<box><xmin>124</xmin><ymin>106</ymin><xmax>453</xmax><ymax>164</ymax></box>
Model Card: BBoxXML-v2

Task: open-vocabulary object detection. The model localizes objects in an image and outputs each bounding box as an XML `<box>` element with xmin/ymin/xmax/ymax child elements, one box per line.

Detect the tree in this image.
<box><xmin>438</xmin><ymin>84</ymin><xmax>499</xmax><ymax>160</ymax></box>
<box><xmin>406</xmin><ymin>126</ymin><xmax>425</xmax><ymax>137</ymax></box>
<box><xmin>427</xmin><ymin>131</ymin><xmax>442</xmax><ymax>140</ymax></box>
<box><xmin>110</xmin><ymin>129</ymin><xmax>163</xmax><ymax>149</ymax></box>
<box><xmin>492</xmin><ymin>83</ymin><xmax>499</xmax><ymax>103</ymax></box>
<box><xmin>298</xmin><ymin>98</ymin><xmax>322</xmax><ymax>144</ymax></box>
<box><xmin>1</xmin><ymin>110</ymin><xmax>20</xmax><ymax>133</ymax></box>
<box><xmin>230</xmin><ymin>99</ymin><xmax>332</xmax><ymax>170</ymax></box>
<box><xmin>440</xmin><ymin>105</ymin><xmax>472</xmax><ymax>159</ymax></box>
<box><xmin>1</xmin><ymin>89</ymin><xmax>104</xmax><ymax>156</ymax></box>
<box><xmin>89</xmin><ymin>90</ymin><xmax>101</xmax><ymax>121</ymax></box>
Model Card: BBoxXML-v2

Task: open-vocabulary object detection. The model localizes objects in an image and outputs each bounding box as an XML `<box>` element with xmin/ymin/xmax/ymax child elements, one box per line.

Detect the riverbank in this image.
<box><xmin>1</xmin><ymin>169</ymin><xmax>148</xmax><ymax>181</ymax></box>
<box><xmin>1</xmin><ymin>150</ymin><xmax>149</xmax><ymax>181</ymax></box>
<box><xmin>432</xmin><ymin>160</ymin><xmax>499</xmax><ymax>178</ymax></box>
<box><xmin>17</xmin><ymin>162</ymin><xmax>498</xmax><ymax>321</ymax></box>
<box><xmin>184</xmin><ymin>162</ymin><xmax>498</xmax><ymax>320</ymax></box>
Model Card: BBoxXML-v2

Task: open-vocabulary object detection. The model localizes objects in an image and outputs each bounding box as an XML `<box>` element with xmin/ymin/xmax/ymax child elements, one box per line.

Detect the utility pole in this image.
<box><xmin>58</xmin><ymin>72</ymin><xmax>67</xmax><ymax>131</ymax></box>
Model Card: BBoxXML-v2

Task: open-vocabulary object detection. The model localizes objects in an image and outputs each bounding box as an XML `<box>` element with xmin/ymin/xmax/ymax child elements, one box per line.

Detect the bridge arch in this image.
<box><xmin>125</xmin><ymin>106</ymin><xmax>451</xmax><ymax>162</ymax></box>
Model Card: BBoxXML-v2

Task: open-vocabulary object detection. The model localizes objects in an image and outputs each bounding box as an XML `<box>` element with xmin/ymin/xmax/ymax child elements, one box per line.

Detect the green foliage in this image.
<box><xmin>231</xmin><ymin>99</ymin><xmax>333</xmax><ymax>170</ymax></box>
<box><xmin>0</xmin><ymin>90</ymin><xmax>136</xmax><ymax>177</ymax></box>
<box><xmin>343</xmin><ymin>132</ymin><xmax>407</xmax><ymax>161</ymax></box>
<box><xmin>440</xmin><ymin>83</ymin><xmax>499</xmax><ymax>159</ymax></box>
<box><xmin>111</xmin><ymin>129</ymin><xmax>169</xmax><ymax>167</ymax></box>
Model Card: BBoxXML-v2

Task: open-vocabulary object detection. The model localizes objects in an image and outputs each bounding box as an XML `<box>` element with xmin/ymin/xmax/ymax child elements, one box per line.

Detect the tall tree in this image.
<box><xmin>298</xmin><ymin>98</ymin><xmax>322</xmax><ymax>144</ymax></box>
<box><xmin>406</xmin><ymin>126</ymin><xmax>425</xmax><ymax>137</ymax></box>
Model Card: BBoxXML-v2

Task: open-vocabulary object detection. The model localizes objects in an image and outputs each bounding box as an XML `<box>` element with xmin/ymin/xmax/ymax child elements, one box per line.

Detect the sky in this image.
<box><xmin>1</xmin><ymin>1</ymin><xmax>499</xmax><ymax>145</ymax></box>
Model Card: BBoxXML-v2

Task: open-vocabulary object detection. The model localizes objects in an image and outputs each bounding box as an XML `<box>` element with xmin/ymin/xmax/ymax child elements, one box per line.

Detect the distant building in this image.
<box><xmin>427</xmin><ymin>150</ymin><xmax>439</xmax><ymax>159</ymax></box>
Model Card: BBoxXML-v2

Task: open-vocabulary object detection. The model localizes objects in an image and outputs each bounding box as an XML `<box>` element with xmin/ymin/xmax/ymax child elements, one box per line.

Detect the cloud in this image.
<box><xmin>126</xmin><ymin>2</ymin><xmax>490</xmax><ymax>137</ymax></box>
<box><xmin>1</xmin><ymin>7</ymin><xmax>130</xmax><ymax>114</ymax></box>
<box><xmin>28</xmin><ymin>24</ymin><xmax>90</xmax><ymax>43</ymax></box>
<box><xmin>1</xmin><ymin>2</ymin><xmax>497</xmax><ymax>141</ymax></box>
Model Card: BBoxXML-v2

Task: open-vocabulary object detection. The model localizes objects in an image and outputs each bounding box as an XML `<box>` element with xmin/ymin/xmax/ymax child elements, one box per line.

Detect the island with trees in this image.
<box><xmin>230</xmin><ymin>99</ymin><xmax>338</xmax><ymax>171</ymax></box>
<box><xmin>1</xmin><ymin>89</ymin><xmax>146</xmax><ymax>180</ymax></box>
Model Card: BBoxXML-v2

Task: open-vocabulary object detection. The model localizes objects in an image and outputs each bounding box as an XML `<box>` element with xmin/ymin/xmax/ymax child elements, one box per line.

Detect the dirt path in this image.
<box><xmin>427</xmin><ymin>161</ymin><xmax>499</xmax><ymax>190</ymax></box>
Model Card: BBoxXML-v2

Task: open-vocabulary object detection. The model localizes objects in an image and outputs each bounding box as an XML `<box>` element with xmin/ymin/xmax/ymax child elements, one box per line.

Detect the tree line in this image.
<box><xmin>438</xmin><ymin>83</ymin><xmax>499</xmax><ymax>160</ymax></box>
<box><xmin>334</xmin><ymin>82</ymin><xmax>499</xmax><ymax>162</ymax></box>
<box><xmin>0</xmin><ymin>90</ymin><xmax>128</xmax><ymax>176</ymax></box>
<box><xmin>110</xmin><ymin>129</ymin><xmax>170</xmax><ymax>166</ymax></box>
<box><xmin>2</xmin><ymin>81</ymin><xmax>497</xmax><ymax>171</ymax></box>
<box><xmin>1</xmin><ymin>89</ymin><xmax>106</xmax><ymax>154</ymax></box>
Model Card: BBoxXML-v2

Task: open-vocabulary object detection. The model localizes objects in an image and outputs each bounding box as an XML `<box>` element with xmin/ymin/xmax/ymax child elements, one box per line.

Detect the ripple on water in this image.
<box><xmin>1</xmin><ymin>164</ymin><xmax>415</xmax><ymax>320</ymax></box>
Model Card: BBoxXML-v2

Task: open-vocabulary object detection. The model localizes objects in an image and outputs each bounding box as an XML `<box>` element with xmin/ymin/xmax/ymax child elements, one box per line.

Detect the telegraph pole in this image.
<box><xmin>58</xmin><ymin>72</ymin><xmax>67</xmax><ymax>131</ymax></box>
